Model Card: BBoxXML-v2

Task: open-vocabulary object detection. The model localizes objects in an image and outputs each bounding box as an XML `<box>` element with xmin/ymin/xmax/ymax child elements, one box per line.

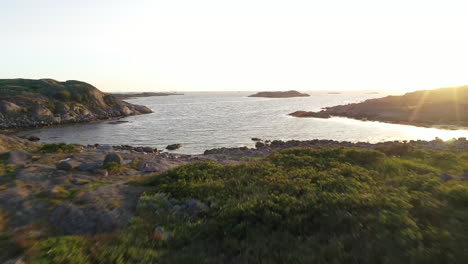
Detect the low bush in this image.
<box><xmin>26</xmin><ymin>147</ymin><xmax>468</xmax><ymax>263</ymax></box>
<box><xmin>38</xmin><ymin>143</ymin><xmax>80</xmax><ymax>153</ymax></box>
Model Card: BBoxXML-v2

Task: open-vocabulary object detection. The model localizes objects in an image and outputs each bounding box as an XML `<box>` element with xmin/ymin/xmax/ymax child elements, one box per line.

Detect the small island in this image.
<box><xmin>248</xmin><ymin>90</ymin><xmax>310</xmax><ymax>98</ymax></box>
<box><xmin>0</xmin><ymin>79</ymin><xmax>153</xmax><ymax>130</ymax></box>
<box><xmin>110</xmin><ymin>92</ymin><xmax>183</xmax><ymax>100</ymax></box>
<box><xmin>290</xmin><ymin>85</ymin><xmax>468</xmax><ymax>128</ymax></box>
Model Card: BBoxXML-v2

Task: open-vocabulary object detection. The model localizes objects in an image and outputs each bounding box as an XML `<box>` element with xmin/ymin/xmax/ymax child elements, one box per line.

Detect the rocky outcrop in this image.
<box><xmin>248</xmin><ymin>90</ymin><xmax>310</xmax><ymax>98</ymax></box>
<box><xmin>290</xmin><ymin>85</ymin><xmax>468</xmax><ymax>128</ymax></box>
<box><xmin>0</xmin><ymin>79</ymin><xmax>153</xmax><ymax>129</ymax></box>
<box><xmin>0</xmin><ymin>134</ymin><xmax>37</xmax><ymax>153</ymax></box>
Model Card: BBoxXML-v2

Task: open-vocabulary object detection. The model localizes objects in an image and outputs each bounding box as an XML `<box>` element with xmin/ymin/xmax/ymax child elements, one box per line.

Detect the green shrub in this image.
<box><xmin>23</xmin><ymin>147</ymin><xmax>468</xmax><ymax>263</ymax></box>
<box><xmin>103</xmin><ymin>162</ymin><xmax>124</xmax><ymax>173</ymax></box>
<box><xmin>29</xmin><ymin>236</ymin><xmax>90</xmax><ymax>264</ymax></box>
<box><xmin>56</xmin><ymin>90</ymin><xmax>72</xmax><ymax>101</ymax></box>
<box><xmin>38</xmin><ymin>143</ymin><xmax>80</xmax><ymax>153</ymax></box>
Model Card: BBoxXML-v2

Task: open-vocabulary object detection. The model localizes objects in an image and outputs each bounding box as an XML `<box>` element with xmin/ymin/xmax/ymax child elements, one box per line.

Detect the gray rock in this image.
<box><xmin>77</xmin><ymin>162</ymin><xmax>101</xmax><ymax>172</ymax></box>
<box><xmin>56</xmin><ymin>161</ymin><xmax>73</xmax><ymax>171</ymax></box>
<box><xmin>27</xmin><ymin>136</ymin><xmax>40</xmax><ymax>141</ymax></box>
<box><xmin>50</xmin><ymin>184</ymin><xmax>146</xmax><ymax>235</ymax></box>
<box><xmin>439</xmin><ymin>172</ymin><xmax>454</xmax><ymax>181</ymax></box>
<box><xmin>135</xmin><ymin>147</ymin><xmax>144</xmax><ymax>152</ymax></box>
<box><xmin>103</xmin><ymin>153</ymin><xmax>123</xmax><ymax>165</ymax></box>
<box><xmin>6</xmin><ymin>150</ymin><xmax>32</xmax><ymax>165</ymax></box>
<box><xmin>461</xmin><ymin>172</ymin><xmax>468</xmax><ymax>181</ymax></box>
<box><xmin>55</xmin><ymin>159</ymin><xmax>80</xmax><ymax>171</ymax></box>
<box><xmin>185</xmin><ymin>199</ymin><xmax>210</xmax><ymax>216</ymax></box>
<box><xmin>255</xmin><ymin>142</ymin><xmax>265</xmax><ymax>148</ymax></box>
<box><xmin>166</xmin><ymin>144</ymin><xmax>182</xmax><ymax>150</ymax></box>
<box><xmin>72</xmin><ymin>178</ymin><xmax>90</xmax><ymax>185</ymax></box>
<box><xmin>143</xmin><ymin>147</ymin><xmax>156</xmax><ymax>153</ymax></box>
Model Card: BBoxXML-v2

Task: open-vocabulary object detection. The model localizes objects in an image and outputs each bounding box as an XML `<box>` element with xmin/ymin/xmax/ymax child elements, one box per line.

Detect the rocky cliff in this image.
<box><xmin>0</xmin><ymin>79</ymin><xmax>153</xmax><ymax>129</ymax></box>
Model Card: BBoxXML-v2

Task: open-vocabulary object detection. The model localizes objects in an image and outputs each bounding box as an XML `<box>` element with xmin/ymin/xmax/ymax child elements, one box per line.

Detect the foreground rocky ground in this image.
<box><xmin>1</xmin><ymin>134</ymin><xmax>468</xmax><ymax>263</ymax></box>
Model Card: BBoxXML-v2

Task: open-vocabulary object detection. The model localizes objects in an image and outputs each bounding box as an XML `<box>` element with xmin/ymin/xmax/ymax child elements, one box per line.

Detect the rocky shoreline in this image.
<box><xmin>0</xmin><ymin>79</ymin><xmax>153</xmax><ymax>130</ymax></box>
<box><xmin>289</xmin><ymin>85</ymin><xmax>468</xmax><ymax>128</ymax></box>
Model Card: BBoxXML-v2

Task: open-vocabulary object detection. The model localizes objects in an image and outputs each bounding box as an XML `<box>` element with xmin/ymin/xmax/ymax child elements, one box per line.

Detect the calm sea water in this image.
<box><xmin>15</xmin><ymin>91</ymin><xmax>468</xmax><ymax>154</ymax></box>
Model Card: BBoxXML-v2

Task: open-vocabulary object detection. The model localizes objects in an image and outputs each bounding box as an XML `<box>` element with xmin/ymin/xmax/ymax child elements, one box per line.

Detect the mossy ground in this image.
<box><xmin>11</xmin><ymin>147</ymin><xmax>468</xmax><ymax>263</ymax></box>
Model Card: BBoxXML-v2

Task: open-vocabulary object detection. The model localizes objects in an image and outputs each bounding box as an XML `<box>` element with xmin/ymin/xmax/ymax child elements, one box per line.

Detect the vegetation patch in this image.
<box><xmin>103</xmin><ymin>161</ymin><xmax>125</xmax><ymax>174</ymax></box>
<box><xmin>21</xmin><ymin>147</ymin><xmax>468</xmax><ymax>263</ymax></box>
<box><xmin>38</xmin><ymin>143</ymin><xmax>80</xmax><ymax>154</ymax></box>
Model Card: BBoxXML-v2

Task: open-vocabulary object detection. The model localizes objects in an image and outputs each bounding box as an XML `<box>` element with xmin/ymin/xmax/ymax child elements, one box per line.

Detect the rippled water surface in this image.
<box><xmin>15</xmin><ymin>91</ymin><xmax>468</xmax><ymax>154</ymax></box>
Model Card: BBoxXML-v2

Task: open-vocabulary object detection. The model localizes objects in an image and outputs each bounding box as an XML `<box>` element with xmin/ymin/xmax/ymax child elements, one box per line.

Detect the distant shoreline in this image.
<box><xmin>290</xmin><ymin>85</ymin><xmax>468</xmax><ymax>130</ymax></box>
<box><xmin>110</xmin><ymin>92</ymin><xmax>184</xmax><ymax>100</ymax></box>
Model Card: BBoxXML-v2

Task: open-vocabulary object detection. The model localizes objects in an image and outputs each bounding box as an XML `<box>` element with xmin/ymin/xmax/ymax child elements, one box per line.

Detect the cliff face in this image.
<box><xmin>249</xmin><ymin>90</ymin><xmax>310</xmax><ymax>98</ymax></box>
<box><xmin>290</xmin><ymin>85</ymin><xmax>468</xmax><ymax>128</ymax></box>
<box><xmin>0</xmin><ymin>79</ymin><xmax>153</xmax><ymax>129</ymax></box>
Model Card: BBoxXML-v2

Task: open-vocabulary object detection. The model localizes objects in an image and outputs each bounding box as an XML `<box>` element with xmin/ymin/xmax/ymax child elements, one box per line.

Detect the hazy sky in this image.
<box><xmin>2</xmin><ymin>0</ymin><xmax>468</xmax><ymax>92</ymax></box>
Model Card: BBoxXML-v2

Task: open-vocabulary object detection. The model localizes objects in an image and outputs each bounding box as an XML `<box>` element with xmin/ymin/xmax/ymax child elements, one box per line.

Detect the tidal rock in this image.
<box><xmin>27</xmin><ymin>136</ymin><xmax>40</xmax><ymax>141</ymax></box>
<box><xmin>255</xmin><ymin>142</ymin><xmax>265</xmax><ymax>148</ymax></box>
<box><xmin>166</xmin><ymin>144</ymin><xmax>182</xmax><ymax>151</ymax></box>
<box><xmin>143</xmin><ymin>147</ymin><xmax>156</xmax><ymax>153</ymax></box>
<box><xmin>97</xmin><ymin>145</ymin><xmax>113</xmax><ymax>151</ymax></box>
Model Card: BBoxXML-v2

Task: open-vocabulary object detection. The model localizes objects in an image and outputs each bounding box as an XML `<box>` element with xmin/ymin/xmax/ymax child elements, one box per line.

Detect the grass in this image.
<box><xmin>0</xmin><ymin>152</ymin><xmax>18</xmax><ymax>184</ymax></box>
<box><xmin>103</xmin><ymin>162</ymin><xmax>125</xmax><ymax>173</ymax></box>
<box><xmin>19</xmin><ymin>147</ymin><xmax>468</xmax><ymax>263</ymax></box>
<box><xmin>38</xmin><ymin>143</ymin><xmax>80</xmax><ymax>154</ymax></box>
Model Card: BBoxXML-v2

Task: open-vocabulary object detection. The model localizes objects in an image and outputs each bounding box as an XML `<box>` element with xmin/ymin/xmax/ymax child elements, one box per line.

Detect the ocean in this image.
<box><xmin>14</xmin><ymin>91</ymin><xmax>468</xmax><ymax>154</ymax></box>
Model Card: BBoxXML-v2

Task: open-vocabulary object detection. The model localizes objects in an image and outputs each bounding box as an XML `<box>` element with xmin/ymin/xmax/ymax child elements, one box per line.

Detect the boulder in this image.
<box><xmin>56</xmin><ymin>159</ymin><xmax>81</xmax><ymax>171</ymax></box>
<box><xmin>103</xmin><ymin>153</ymin><xmax>123</xmax><ymax>165</ymax></box>
<box><xmin>143</xmin><ymin>147</ymin><xmax>156</xmax><ymax>153</ymax></box>
<box><xmin>166</xmin><ymin>144</ymin><xmax>182</xmax><ymax>151</ymax></box>
<box><xmin>255</xmin><ymin>142</ymin><xmax>265</xmax><ymax>149</ymax></box>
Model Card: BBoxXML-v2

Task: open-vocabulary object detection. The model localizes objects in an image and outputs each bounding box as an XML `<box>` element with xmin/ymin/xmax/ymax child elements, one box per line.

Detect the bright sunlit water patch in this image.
<box><xmin>15</xmin><ymin>91</ymin><xmax>468</xmax><ymax>154</ymax></box>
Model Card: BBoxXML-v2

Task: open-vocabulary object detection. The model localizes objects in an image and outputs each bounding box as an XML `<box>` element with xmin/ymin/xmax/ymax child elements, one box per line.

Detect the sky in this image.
<box><xmin>2</xmin><ymin>0</ymin><xmax>468</xmax><ymax>92</ymax></box>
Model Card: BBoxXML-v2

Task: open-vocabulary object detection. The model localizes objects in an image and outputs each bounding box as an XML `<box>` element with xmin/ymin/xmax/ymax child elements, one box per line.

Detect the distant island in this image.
<box><xmin>290</xmin><ymin>85</ymin><xmax>468</xmax><ymax>128</ymax></box>
<box><xmin>110</xmin><ymin>92</ymin><xmax>183</xmax><ymax>100</ymax></box>
<box><xmin>0</xmin><ymin>79</ymin><xmax>153</xmax><ymax>129</ymax></box>
<box><xmin>249</xmin><ymin>90</ymin><xmax>310</xmax><ymax>98</ymax></box>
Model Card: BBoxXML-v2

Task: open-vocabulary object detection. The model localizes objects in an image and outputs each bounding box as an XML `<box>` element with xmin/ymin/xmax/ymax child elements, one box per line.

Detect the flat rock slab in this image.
<box><xmin>6</xmin><ymin>150</ymin><xmax>32</xmax><ymax>165</ymax></box>
<box><xmin>50</xmin><ymin>184</ymin><xmax>148</xmax><ymax>235</ymax></box>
